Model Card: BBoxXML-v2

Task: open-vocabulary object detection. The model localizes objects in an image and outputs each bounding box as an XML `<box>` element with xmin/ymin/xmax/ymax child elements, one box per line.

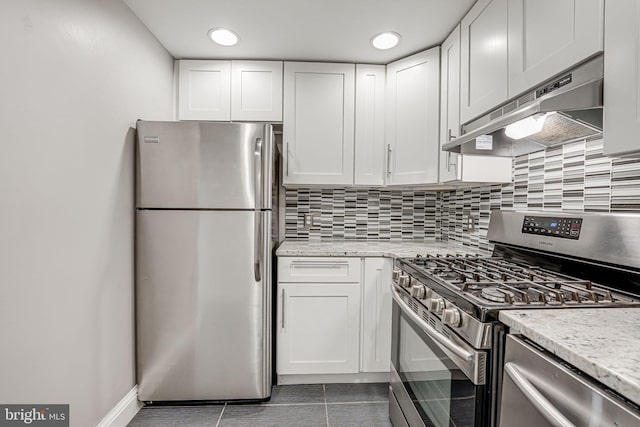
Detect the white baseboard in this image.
<box><xmin>96</xmin><ymin>385</ymin><xmax>141</xmax><ymax>427</ymax></box>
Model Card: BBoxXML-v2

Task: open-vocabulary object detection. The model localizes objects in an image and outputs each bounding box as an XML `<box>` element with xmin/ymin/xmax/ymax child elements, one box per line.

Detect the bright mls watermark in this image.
<box><xmin>0</xmin><ymin>405</ymin><xmax>68</xmax><ymax>426</ymax></box>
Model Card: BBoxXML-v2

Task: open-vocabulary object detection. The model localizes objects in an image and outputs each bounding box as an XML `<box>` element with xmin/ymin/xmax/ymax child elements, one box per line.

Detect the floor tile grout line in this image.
<box><xmin>323</xmin><ymin>384</ymin><xmax>330</xmax><ymax>427</ymax></box>
<box><xmin>326</xmin><ymin>400</ymin><xmax>389</xmax><ymax>405</ymax></box>
<box><xmin>214</xmin><ymin>403</ymin><xmax>226</xmax><ymax>427</ymax></box>
<box><xmin>236</xmin><ymin>402</ymin><xmax>327</xmax><ymax>407</ymax></box>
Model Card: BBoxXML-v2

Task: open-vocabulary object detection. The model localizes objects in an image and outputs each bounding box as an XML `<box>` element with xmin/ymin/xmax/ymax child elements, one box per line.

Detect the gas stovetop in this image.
<box><xmin>397</xmin><ymin>254</ymin><xmax>640</xmax><ymax>310</ymax></box>
<box><xmin>392</xmin><ymin>210</ymin><xmax>640</xmax><ymax>348</ymax></box>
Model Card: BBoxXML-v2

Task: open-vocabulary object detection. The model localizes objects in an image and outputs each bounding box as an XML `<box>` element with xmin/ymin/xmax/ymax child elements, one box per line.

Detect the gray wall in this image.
<box><xmin>0</xmin><ymin>1</ymin><xmax>174</xmax><ymax>426</ymax></box>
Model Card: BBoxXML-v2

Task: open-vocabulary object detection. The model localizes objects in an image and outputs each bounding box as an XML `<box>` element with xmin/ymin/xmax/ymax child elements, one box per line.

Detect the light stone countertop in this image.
<box><xmin>500</xmin><ymin>308</ymin><xmax>640</xmax><ymax>408</ymax></box>
<box><xmin>276</xmin><ymin>239</ymin><xmax>492</xmax><ymax>258</ymax></box>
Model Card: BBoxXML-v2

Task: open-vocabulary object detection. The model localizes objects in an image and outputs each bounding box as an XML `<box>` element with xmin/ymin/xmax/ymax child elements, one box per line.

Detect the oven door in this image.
<box><xmin>390</xmin><ymin>286</ymin><xmax>489</xmax><ymax>427</ymax></box>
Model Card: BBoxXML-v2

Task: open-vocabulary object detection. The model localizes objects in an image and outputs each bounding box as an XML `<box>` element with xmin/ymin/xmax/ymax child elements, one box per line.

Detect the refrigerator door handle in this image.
<box><xmin>254</xmin><ymin>137</ymin><xmax>263</xmax><ymax>283</ymax></box>
<box><xmin>254</xmin><ymin>211</ymin><xmax>263</xmax><ymax>283</ymax></box>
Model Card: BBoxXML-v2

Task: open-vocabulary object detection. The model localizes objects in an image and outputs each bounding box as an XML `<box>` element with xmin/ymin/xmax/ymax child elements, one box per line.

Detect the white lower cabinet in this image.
<box><xmin>276</xmin><ymin>256</ymin><xmax>393</xmax><ymax>381</ymax></box>
<box><xmin>277</xmin><ymin>283</ymin><xmax>360</xmax><ymax>374</ymax></box>
<box><xmin>361</xmin><ymin>258</ymin><xmax>393</xmax><ymax>372</ymax></box>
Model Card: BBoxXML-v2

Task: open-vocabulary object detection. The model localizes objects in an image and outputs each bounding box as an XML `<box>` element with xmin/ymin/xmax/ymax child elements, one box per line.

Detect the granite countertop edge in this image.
<box><xmin>275</xmin><ymin>239</ymin><xmax>492</xmax><ymax>258</ymax></box>
<box><xmin>500</xmin><ymin>309</ymin><xmax>640</xmax><ymax>408</ymax></box>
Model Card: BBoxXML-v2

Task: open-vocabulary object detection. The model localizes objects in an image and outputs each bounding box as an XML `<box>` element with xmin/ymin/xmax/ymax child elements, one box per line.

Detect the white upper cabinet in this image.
<box><xmin>386</xmin><ymin>48</ymin><xmax>440</xmax><ymax>185</ymax></box>
<box><xmin>230</xmin><ymin>61</ymin><xmax>283</xmax><ymax>121</ymax></box>
<box><xmin>178</xmin><ymin>59</ymin><xmax>283</xmax><ymax>121</ymax></box>
<box><xmin>283</xmin><ymin>62</ymin><xmax>355</xmax><ymax>186</ymax></box>
<box><xmin>178</xmin><ymin>60</ymin><xmax>231</xmax><ymax>121</ymax></box>
<box><xmin>460</xmin><ymin>0</ymin><xmax>509</xmax><ymax>124</ymax></box>
<box><xmin>508</xmin><ymin>0</ymin><xmax>604</xmax><ymax>98</ymax></box>
<box><xmin>440</xmin><ymin>25</ymin><xmax>512</xmax><ymax>185</ymax></box>
<box><xmin>354</xmin><ymin>65</ymin><xmax>386</xmax><ymax>186</ymax></box>
<box><xmin>603</xmin><ymin>0</ymin><xmax>640</xmax><ymax>157</ymax></box>
<box><xmin>439</xmin><ymin>25</ymin><xmax>462</xmax><ymax>183</ymax></box>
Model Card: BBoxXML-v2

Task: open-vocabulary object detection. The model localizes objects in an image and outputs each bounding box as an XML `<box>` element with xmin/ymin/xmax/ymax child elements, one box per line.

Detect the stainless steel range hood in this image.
<box><xmin>443</xmin><ymin>55</ymin><xmax>603</xmax><ymax>157</ymax></box>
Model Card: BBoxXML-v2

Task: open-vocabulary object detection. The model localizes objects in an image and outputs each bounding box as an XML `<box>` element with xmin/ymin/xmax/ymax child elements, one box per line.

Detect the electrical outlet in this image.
<box><xmin>467</xmin><ymin>215</ymin><xmax>477</xmax><ymax>231</ymax></box>
<box><xmin>303</xmin><ymin>213</ymin><xmax>313</xmax><ymax>228</ymax></box>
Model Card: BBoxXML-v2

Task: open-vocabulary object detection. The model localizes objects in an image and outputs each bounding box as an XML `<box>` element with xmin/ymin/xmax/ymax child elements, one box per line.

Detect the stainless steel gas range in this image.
<box><xmin>389</xmin><ymin>210</ymin><xmax>640</xmax><ymax>427</ymax></box>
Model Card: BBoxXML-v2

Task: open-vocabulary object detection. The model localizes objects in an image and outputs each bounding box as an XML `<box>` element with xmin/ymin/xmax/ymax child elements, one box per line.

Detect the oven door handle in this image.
<box><xmin>504</xmin><ymin>362</ymin><xmax>576</xmax><ymax>427</ymax></box>
<box><xmin>391</xmin><ymin>284</ymin><xmax>486</xmax><ymax>385</ymax></box>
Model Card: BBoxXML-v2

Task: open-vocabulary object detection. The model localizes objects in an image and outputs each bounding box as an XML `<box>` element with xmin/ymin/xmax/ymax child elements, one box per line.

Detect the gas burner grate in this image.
<box><xmin>404</xmin><ymin>254</ymin><xmax>628</xmax><ymax>307</ymax></box>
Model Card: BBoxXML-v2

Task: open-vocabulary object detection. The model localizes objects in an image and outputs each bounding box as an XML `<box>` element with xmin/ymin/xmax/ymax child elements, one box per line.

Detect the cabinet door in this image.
<box><xmin>439</xmin><ymin>26</ymin><xmax>512</xmax><ymax>185</ymax></box>
<box><xmin>508</xmin><ymin>0</ymin><xmax>604</xmax><ymax>98</ymax></box>
<box><xmin>460</xmin><ymin>0</ymin><xmax>508</xmax><ymax>124</ymax></box>
<box><xmin>231</xmin><ymin>61</ymin><xmax>283</xmax><ymax>121</ymax></box>
<box><xmin>354</xmin><ymin>65</ymin><xmax>385</xmax><ymax>186</ymax></box>
<box><xmin>178</xmin><ymin>60</ymin><xmax>231</xmax><ymax>121</ymax></box>
<box><xmin>603</xmin><ymin>0</ymin><xmax>640</xmax><ymax>157</ymax></box>
<box><xmin>277</xmin><ymin>283</ymin><xmax>360</xmax><ymax>374</ymax></box>
<box><xmin>439</xmin><ymin>25</ymin><xmax>462</xmax><ymax>183</ymax></box>
<box><xmin>283</xmin><ymin>62</ymin><xmax>355</xmax><ymax>186</ymax></box>
<box><xmin>386</xmin><ymin>48</ymin><xmax>440</xmax><ymax>185</ymax></box>
<box><xmin>361</xmin><ymin>258</ymin><xmax>393</xmax><ymax>373</ymax></box>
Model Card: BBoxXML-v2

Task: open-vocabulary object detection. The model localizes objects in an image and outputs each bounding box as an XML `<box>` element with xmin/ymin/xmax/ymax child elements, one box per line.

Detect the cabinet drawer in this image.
<box><xmin>278</xmin><ymin>257</ymin><xmax>361</xmax><ymax>283</ymax></box>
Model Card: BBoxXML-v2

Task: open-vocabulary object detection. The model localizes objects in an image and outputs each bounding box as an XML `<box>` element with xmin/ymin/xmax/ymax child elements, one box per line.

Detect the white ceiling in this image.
<box><xmin>123</xmin><ymin>0</ymin><xmax>475</xmax><ymax>64</ymax></box>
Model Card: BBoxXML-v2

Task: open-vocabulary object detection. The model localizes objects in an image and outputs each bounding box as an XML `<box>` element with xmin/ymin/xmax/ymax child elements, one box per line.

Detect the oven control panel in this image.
<box><xmin>522</xmin><ymin>215</ymin><xmax>583</xmax><ymax>239</ymax></box>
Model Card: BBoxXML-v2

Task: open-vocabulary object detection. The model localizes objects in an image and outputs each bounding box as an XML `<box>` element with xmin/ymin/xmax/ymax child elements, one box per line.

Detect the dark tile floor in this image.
<box><xmin>128</xmin><ymin>383</ymin><xmax>392</xmax><ymax>427</ymax></box>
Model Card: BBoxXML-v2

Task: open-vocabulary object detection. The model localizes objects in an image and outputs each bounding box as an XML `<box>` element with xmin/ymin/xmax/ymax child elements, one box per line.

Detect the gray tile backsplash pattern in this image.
<box><xmin>284</xmin><ymin>138</ymin><xmax>640</xmax><ymax>249</ymax></box>
<box><xmin>285</xmin><ymin>188</ymin><xmax>438</xmax><ymax>241</ymax></box>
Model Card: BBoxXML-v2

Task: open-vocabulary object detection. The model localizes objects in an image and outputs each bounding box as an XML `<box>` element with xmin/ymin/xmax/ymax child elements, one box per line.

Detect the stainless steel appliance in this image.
<box><xmin>135</xmin><ymin>121</ymin><xmax>274</xmax><ymax>402</ymax></box>
<box><xmin>389</xmin><ymin>210</ymin><xmax>640</xmax><ymax>427</ymax></box>
<box><xmin>443</xmin><ymin>55</ymin><xmax>603</xmax><ymax>157</ymax></box>
<box><xmin>500</xmin><ymin>335</ymin><xmax>640</xmax><ymax>427</ymax></box>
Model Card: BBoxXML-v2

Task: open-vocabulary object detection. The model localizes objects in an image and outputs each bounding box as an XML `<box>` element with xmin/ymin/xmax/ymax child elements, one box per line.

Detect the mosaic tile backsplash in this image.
<box><xmin>284</xmin><ymin>138</ymin><xmax>640</xmax><ymax>250</ymax></box>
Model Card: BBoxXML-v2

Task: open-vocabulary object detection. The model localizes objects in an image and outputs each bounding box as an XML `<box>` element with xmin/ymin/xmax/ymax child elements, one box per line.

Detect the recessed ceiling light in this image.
<box><xmin>208</xmin><ymin>28</ymin><xmax>239</xmax><ymax>46</ymax></box>
<box><xmin>370</xmin><ymin>32</ymin><xmax>401</xmax><ymax>50</ymax></box>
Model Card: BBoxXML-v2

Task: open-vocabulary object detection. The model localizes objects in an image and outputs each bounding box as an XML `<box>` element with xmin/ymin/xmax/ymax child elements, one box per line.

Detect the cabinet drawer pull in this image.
<box><xmin>290</xmin><ymin>262</ymin><xmax>350</xmax><ymax>269</ymax></box>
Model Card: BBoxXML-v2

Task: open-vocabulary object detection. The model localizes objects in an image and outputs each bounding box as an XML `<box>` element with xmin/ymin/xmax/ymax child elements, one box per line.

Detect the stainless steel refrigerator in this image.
<box><xmin>135</xmin><ymin>121</ymin><xmax>273</xmax><ymax>402</ymax></box>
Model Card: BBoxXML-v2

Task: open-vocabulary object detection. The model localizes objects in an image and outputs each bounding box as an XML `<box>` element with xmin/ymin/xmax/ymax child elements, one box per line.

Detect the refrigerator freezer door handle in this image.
<box><xmin>254</xmin><ymin>137</ymin><xmax>263</xmax><ymax>208</ymax></box>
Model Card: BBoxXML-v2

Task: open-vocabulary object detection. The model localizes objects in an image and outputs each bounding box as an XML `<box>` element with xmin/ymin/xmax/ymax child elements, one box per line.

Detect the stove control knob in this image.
<box><xmin>410</xmin><ymin>285</ymin><xmax>426</xmax><ymax>299</ymax></box>
<box><xmin>398</xmin><ymin>273</ymin><xmax>410</xmax><ymax>288</ymax></box>
<box><xmin>427</xmin><ymin>298</ymin><xmax>444</xmax><ymax>315</ymax></box>
<box><xmin>442</xmin><ymin>308</ymin><xmax>462</xmax><ymax>328</ymax></box>
<box><xmin>392</xmin><ymin>269</ymin><xmax>401</xmax><ymax>281</ymax></box>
